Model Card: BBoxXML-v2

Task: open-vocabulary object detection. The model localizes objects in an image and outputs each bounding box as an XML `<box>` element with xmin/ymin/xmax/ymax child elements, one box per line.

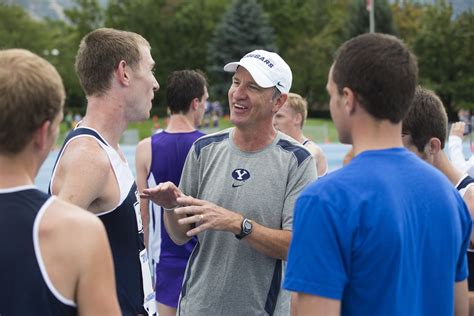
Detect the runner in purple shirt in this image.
<box><xmin>135</xmin><ymin>69</ymin><xmax>208</xmax><ymax>316</ymax></box>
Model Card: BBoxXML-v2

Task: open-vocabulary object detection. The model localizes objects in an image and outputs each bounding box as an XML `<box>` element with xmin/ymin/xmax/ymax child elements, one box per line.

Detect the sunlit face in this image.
<box><xmin>195</xmin><ymin>86</ymin><xmax>209</xmax><ymax>127</ymax></box>
<box><xmin>273</xmin><ymin>102</ymin><xmax>298</xmax><ymax>136</ymax></box>
<box><xmin>326</xmin><ymin>66</ymin><xmax>350</xmax><ymax>144</ymax></box>
<box><xmin>127</xmin><ymin>45</ymin><xmax>159</xmax><ymax>122</ymax></box>
<box><xmin>228</xmin><ymin>66</ymin><xmax>280</xmax><ymax>130</ymax></box>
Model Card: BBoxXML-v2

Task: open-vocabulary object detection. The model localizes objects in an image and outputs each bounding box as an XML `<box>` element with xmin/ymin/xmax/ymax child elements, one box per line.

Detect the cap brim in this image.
<box><xmin>223</xmin><ymin>62</ymin><xmax>239</xmax><ymax>72</ymax></box>
<box><xmin>223</xmin><ymin>61</ymin><xmax>274</xmax><ymax>89</ymax></box>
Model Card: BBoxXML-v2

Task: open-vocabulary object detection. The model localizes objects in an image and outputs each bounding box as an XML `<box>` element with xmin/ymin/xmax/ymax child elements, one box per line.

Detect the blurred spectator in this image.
<box><xmin>449</xmin><ymin>121</ymin><xmax>474</xmax><ymax>177</ymax></box>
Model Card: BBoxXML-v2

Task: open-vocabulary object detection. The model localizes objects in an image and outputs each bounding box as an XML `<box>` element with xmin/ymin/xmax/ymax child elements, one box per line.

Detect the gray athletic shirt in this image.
<box><xmin>177</xmin><ymin>128</ymin><xmax>317</xmax><ymax>316</ymax></box>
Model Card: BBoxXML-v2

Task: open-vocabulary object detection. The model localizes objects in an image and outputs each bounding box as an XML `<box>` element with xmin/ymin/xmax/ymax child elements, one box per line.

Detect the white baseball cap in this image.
<box><xmin>223</xmin><ymin>50</ymin><xmax>292</xmax><ymax>93</ymax></box>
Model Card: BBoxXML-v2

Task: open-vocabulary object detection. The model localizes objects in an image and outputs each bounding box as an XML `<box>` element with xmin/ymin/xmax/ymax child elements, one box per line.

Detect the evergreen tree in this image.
<box><xmin>347</xmin><ymin>0</ymin><xmax>398</xmax><ymax>38</ymax></box>
<box><xmin>207</xmin><ymin>0</ymin><xmax>277</xmax><ymax>104</ymax></box>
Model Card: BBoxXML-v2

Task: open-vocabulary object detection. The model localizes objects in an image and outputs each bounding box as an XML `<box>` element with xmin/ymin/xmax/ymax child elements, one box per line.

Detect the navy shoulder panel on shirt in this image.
<box><xmin>277</xmin><ymin>139</ymin><xmax>311</xmax><ymax>167</ymax></box>
<box><xmin>194</xmin><ymin>133</ymin><xmax>229</xmax><ymax>158</ymax></box>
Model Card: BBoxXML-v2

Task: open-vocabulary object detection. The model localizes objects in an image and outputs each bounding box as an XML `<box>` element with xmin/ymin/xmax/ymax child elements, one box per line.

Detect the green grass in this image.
<box><xmin>59</xmin><ymin>117</ymin><xmax>339</xmax><ymax>145</ymax></box>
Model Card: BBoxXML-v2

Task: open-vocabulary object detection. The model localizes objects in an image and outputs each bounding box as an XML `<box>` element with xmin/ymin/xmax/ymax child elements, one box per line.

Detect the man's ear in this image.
<box><xmin>428</xmin><ymin>137</ymin><xmax>442</xmax><ymax>155</ymax></box>
<box><xmin>32</xmin><ymin>120</ymin><xmax>51</xmax><ymax>152</ymax></box>
<box><xmin>191</xmin><ymin>98</ymin><xmax>200</xmax><ymax>111</ymax></box>
<box><xmin>342</xmin><ymin>87</ymin><xmax>356</xmax><ymax>115</ymax></box>
<box><xmin>294</xmin><ymin>112</ymin><xmax>303</xmax><ymax>127</ymax></box>
<box><xmin>272</xmin><ymin>93</ymin><xmax>288</xmax><ymax>114</ymax></box>
<box><xmin>116</xmin><ymin>60</ymin><xmax>130</xmax><ymax>86</ymax></box>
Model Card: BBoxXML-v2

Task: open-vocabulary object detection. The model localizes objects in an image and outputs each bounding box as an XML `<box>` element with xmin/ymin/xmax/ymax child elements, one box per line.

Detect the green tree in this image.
<box><xmin>0</xmin><ymin>3</ymin><xmax>51</xmax><ymax>53</ymax></box>
<box><xmin>105</xmin><ymin>0</ymin><xmax>228</xmax><ymax>114</ymax></box>
<box><xmin>65</xmin><ymin>0</ymin><xmax>104</xmax><ymax>39</ymax></box>
<box><xmin>391</xmin><ymin>1</ymin><xmax>424</xmax><ymax>47</ymax></box>
<box><xmin>258</xmin><ymin>0</ymin><xmax>350</xmax><ymax>114</ymax></box>
<box><xmin>413</xmin><ymin>1</ymin><xmax>474</xmax><ymax>117</ymax></box>
<box><xmin>286</xmin><ymin>0</ymin><xmax>350</xmax><ymax>111</ymax></box>
<box><xmin>347</xmin><ymin>0</ymin><xmax>398</xmax><ymax>38</ymax></box>
<box><xmin>207</xmin><ymin>0</ymin><xmax>277</xmax><ymax>103</ymax></box>
<box><xmin>58</xmin><ymin>0</ymin><xmax>105</xmax><ymax>111</ymax></box>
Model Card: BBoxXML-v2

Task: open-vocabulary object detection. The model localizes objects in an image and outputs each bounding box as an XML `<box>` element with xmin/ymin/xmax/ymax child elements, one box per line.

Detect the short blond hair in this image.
<box><xmin>75</xmin><ymin>28</ymin><xmax>150</xmax><ymax>96</ymax></box>
<box><xmin>0</xmin><ymin>49</ymin><xmax>64</xmax><ymax>154</ymax></box>
<box><xmin>286</xmin><ymin>92</ymin><xmax>308</xmax><ymax>128</ymax></box>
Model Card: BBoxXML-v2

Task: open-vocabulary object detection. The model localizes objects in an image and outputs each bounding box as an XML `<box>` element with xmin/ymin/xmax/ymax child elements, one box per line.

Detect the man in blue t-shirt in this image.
<box><xmin>284</xmin><ymin>33</ymin><xmax>472</xmax><ymax>315</ymax></box>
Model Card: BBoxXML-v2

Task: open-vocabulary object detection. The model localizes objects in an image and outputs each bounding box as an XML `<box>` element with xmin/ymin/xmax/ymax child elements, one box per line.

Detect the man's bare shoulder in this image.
<box><xmin>137</xmin><ymin>136</ymin><xmax>151</xmax><ymax>149</ymax></box>
<box><xmin>59</xmin><ymin>137</ymin><xmax>111</xmax><ymax>172</ymax></box>
<box><xmin>38</xmin><ymin>198</ymin><xmax>111</xmax><ymax>304</ymax></box>
<box><xmin>44</xmin><ymin>198</ymin><xmax>106</xmax><ymax>233</ymax></box>
<box><xmin>304</xmin><ymin>141</ymin><xmax>321</xmax><ymax>157</ymax></box>
<box><xmin>135</xmin><ymin>137</ymin><xmax>152</xmax><ymax>169</ymax></box>
<box><xmin>53</xmin><ymin>137</ymin><xmax>113</xmax><ymax>194</ymax></box>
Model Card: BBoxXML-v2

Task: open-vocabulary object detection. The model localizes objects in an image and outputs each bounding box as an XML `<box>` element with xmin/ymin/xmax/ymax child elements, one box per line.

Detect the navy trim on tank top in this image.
<box><xmin>457</xmin><ymin>175</ymin><xmax>474</xmax><ymax>191</ymax></box>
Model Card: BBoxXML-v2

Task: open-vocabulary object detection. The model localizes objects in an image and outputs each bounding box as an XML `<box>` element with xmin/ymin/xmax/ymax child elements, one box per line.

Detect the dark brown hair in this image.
<box><xmin>332</xmin><ymin>33</ymin><xmax>418</xmax><ymax>123</ymax></box>
<box><xmin>402</xmin><ymin>86</ymin><xmax>448</xmax><ymax>151</ymax></box>
<box><xmin>166</xmin><ymin>70</ymin><xmax>208</xmax><ymax>114</ymax></box>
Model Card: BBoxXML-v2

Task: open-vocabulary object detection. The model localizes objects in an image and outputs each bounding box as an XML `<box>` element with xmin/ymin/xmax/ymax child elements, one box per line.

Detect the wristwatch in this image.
<box><xmin>235</xmin><ymin>218</ymin><xmax>253</xmax><ymax>240</ymax></box>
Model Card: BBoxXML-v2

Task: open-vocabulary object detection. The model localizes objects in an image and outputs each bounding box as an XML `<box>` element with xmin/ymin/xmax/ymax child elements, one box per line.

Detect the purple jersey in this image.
<box><xmin>147</xmin><ymin>130</ymin><xmax>204</xmax><ymax>307</ymax></box>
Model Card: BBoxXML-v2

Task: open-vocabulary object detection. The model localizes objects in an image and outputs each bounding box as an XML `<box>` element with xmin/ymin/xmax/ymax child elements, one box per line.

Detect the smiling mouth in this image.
<box><xmin>233</xmin><ymin>103</ymin><xmax>248</xmax><ymax>110</ymax></box>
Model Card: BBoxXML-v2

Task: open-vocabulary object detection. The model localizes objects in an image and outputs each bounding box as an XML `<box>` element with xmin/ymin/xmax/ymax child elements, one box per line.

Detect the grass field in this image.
<box><xmin>60</xmin><ymin>117</ymin><xmax>339</xmax><ymax>145</ymax></box>
<box><xmin>128</xmin><ymin>117</ymin><xmax>338</xmax><ymax>143</ymax></box>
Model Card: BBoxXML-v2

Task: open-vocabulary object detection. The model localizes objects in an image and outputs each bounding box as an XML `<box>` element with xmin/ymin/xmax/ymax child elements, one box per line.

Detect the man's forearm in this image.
<box><xmin>242</xmin><ymin>223</ymin><xmax>291</xmax><ymax>260</ymax></box>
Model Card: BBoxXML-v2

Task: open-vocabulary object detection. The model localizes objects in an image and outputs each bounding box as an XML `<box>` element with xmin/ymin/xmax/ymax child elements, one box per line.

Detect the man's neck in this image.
<box><xmin>289</xmin><ymin>130</ymin><xmax>305</xmax><ymax>144</ymax></box>
<box><xmin>0</xmin><ymin>152</ymin><xmax>37</xmax><ymax>188</ymax></box>
<box><xmin>166</xmin><ymin>114</ymin><xmax>196</xmax><ymax>133</ymax></box>
<box><xmin>351</xmin><ymin>116</ymin><xmax>403</xmax><ymax>155</ymax></box>
<box><xmin>80</xmin><ymin>96</ymin><xmax>128</xmax><ymax>149</ymax></box>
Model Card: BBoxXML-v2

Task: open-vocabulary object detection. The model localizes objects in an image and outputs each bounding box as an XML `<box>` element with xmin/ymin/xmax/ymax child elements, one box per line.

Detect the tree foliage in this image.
<box><xmin>413</xmin><ymin>0</ymin><xmax>474</xmax><ymax>115</ymax></box>
<box><xmin>207</xmin><ymin>0</ymin><xmax>277</xmax><ymax>103</ymax></box>
<box><xmin>105</xmin><ymin>0</ymin><xmax>228</xmax><ymax>111</ymax></box>
<box><xmin>347</xmin><ymin>0</ymin><xmax>398</xmax><ymax>38</ymax></box>
<box><xmin>2</xmin><ymin>0</ymin><xmax>472</xmax><ymax>118</ymax></box>
<box><xmin>0</xmin><ymin>3</ymin><xmax>50</xmax><ymax>53</ymax></box>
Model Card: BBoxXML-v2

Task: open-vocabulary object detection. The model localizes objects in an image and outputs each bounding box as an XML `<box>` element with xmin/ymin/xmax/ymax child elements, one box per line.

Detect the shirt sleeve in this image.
<box><xmin>448</xmin><ymin>135</ymin><xmax>472</xmax><ymax>174</ymax></box>
<box><xmin>283</xmin><ymin>194</ymin><xmax>350</xmax><ymax>300</ymax></box>
<box><xmin>178</xmin><ymin>145</ymin><xmax>199</xmax><ymax>198</ymax></box>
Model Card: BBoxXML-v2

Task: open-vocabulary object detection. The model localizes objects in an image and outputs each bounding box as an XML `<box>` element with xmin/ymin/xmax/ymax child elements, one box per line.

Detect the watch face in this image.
<box><xmin>243</xmin><ymin>220</ymin><xmax>252</xmax><ymax>233</ymax></box>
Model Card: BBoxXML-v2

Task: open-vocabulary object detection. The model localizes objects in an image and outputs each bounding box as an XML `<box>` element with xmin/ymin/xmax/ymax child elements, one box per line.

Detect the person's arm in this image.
<box><xmin>43</xmin><ymin>199</ymin><xmax>120</xmax><ymax>315</ymax></box>
<box><xmin>141</xmin><ymin>181</ymin><xmax>192</xmax><ymax>245</ymax></box>
<box><xmin>51</xmin><ymin>138</ymin><xmax>112</xmax><ymax>212</ymax></box>
<box><xmin>314</xmin><ymin>145</ymin><xmax>328</xmax><ymax>177</ymax></box>
<box><xmin>135</xmin><ymin>138</ymin><xmax>151</xmax><ymax>246</ymax></box>
<box><xmin>75</xmin><ymin>210</ymin><xmax>121</xmax><ymax>315</ymax></box>
<box><xmin>454</xmin><ymin>280</ymin><xmax>469</xmax><ymax>316</ymax></box>
<box><xmin>449</xmin><ymin>122</ymin><xmax>471</xmax><ymax>174</ymax></box>
<box><xmin>174</xmin><ymin>195</ymin><xmax>291</xmax><ymax>259</ymax></box>
<box><xmin>295</xmin><ymin>293</ymin><xmax>340</xmax><ymax>316</ymax></box>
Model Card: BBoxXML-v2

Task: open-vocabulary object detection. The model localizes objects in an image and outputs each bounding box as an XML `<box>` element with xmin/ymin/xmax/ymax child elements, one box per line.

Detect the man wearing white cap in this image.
<box><xmin>141</xmin><ymin>50</ymin><xmax>317</xmax><ymax>315</ymax></box>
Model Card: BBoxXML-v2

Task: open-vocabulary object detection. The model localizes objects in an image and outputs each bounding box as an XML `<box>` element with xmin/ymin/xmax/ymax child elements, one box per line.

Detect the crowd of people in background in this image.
<box><xmin>2</xmin><ymin>27</ymin><xmax>474</xmax><ymax>316</ymax></box>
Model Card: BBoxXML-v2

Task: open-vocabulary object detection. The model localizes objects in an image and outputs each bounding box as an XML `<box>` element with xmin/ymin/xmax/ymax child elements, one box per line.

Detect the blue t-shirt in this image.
<box><xmin>284</xmin><ymin>148</ymin><xmax>472</xmax><ymax>315</ymax></box>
